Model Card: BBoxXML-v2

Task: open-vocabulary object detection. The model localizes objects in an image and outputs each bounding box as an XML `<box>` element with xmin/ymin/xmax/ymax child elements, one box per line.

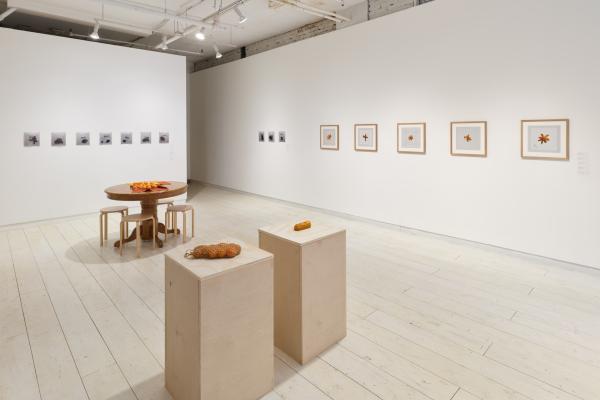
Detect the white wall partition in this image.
<box><xmin>0</xmin><ymin>28</ymin><xmax>187</xmax><ymax>226</ymax></box>
<box><xmin>189</xmin><ymin>0</ymin><xmax>600</xmax><ymax>268</ymax></box>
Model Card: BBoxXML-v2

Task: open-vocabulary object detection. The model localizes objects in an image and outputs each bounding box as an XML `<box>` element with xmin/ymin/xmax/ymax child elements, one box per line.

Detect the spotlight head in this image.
<box><xmin>195</xmin><ymin>30</ymin><xmax>206</xmax><ymax>41</ymax></box>
<box><xmin>213</xmin><ymin>44</ymin><xmax>222</xmax><ymax>59</ymax></box>
<box><xmin>159</xmin><ymin>36</ymin><xmax>168</xmax><ymax>50</ymax></box>
<box><xmin>90</xmin><ymin>22</ymin><xmax>100</xmax><ymax>40</ymax></box>
<box><xmin>234</xmin><ymin>7</ymin><xmax>247</xmax><ymax>24</ymax></box>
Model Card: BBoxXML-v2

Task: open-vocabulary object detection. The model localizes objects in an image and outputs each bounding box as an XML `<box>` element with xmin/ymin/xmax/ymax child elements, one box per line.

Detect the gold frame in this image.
<box><xmin>354</xmin><ymin>124</ymin><xmax>378</xmax><ymax>152</ymax></box>
<box><xmin>320</xmin><ymin>124</ymin><xmax>340</xmax><ymax>151</ymax></box>
<box><xmin>521</xmin><ymin>119</ymin><xmax>569</xmax><ymax>161</ymax></box>
<box><xmin>397</xmin><ymin>122</ymin><xmax>426</xmax><ymax>154</ymax></box>
<box><xmin>450</xmin><ymin>121</ymin><xmax>487</xmax><ymax>157</ymax></box>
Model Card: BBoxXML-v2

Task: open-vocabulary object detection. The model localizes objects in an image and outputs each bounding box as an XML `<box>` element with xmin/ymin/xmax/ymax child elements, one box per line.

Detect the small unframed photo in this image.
<box><xmin>99</xmin><ymin>133</ymin><xmax>113</xmax><ymax>145</ymax></box>
<box><xmin>76</xmin><ymin>132</ymin><xmax>90</xmax><ymax>146</ymax></box>
<box><xmin>51</xmin><ymin>132</ymin><xmax>66</xmax><ymax>147</ymax></box>
<box><xmin>24</xmin><ymin>132</ymin><xmax>40</xmax><ymax>147</ymax></box>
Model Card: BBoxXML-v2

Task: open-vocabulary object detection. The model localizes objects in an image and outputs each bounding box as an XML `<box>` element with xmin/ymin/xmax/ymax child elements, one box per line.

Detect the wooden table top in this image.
<box><xmin>105</xmin><ymin>181</ymin><xmax>188</xmax><ymax>201</ymax></box>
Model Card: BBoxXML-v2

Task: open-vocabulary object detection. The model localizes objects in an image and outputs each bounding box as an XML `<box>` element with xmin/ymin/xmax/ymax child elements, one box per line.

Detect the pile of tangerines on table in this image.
<box><xmin>129</xmin><ymin>181</ymin><xmax>170</xmax><ymax>193</ymax></box>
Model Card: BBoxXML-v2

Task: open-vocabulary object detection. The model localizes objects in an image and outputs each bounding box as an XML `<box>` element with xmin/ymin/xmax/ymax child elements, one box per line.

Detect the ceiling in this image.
<box><xmin>0</xmin><ymin>0</ymin><xmax>361</xmax><ymax>61</ymax></box>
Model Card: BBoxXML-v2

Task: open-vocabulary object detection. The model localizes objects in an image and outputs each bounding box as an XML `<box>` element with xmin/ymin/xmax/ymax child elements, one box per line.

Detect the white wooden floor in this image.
<box><xmin>2</xmin><ymin>183</ymin><xmax>600</xmax><ymax>400</ymax></box>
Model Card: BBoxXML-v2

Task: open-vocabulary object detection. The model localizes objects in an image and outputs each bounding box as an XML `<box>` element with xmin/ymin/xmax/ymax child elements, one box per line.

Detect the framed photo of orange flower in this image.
<box><xmin>451</xmin><ymin>121</ymin><xmax>487</xmax><ymax>157</ymax></box>
<box><xmin>320</xmin><ymin>125</ymin><xmax>339</xmax><ymax>150</ymax></box>
<box><xmin>397</xmin><ymin>122</ymin><xmax>426</xmax><ymax>154</ymax></box>
<box><xmin>521</xmin><ymin>119</ymin><xmax>569</xmax><ymax>160</ymax></box>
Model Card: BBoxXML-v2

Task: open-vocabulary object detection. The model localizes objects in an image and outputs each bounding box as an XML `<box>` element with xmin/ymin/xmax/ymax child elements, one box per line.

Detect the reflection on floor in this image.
<box><xmin>1</xmin><ymin>183</ymin><xmax>600</xmax><ymax>400</ymax></box>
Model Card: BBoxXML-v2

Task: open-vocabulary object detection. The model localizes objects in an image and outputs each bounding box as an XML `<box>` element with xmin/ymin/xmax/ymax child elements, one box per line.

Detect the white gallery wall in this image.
<box><xmin>0</xmin><ymin>28</ymin><xmax>187</xmax><ymax>226</ymax></box>
<box><xmin>189</xmin><ymin>0</ymin><xmax>600</xmax><ymax>268</ymax></box>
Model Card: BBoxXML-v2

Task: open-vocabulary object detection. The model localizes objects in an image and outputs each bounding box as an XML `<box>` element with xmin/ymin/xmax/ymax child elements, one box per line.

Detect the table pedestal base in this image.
<box><xmin>114</xmin><ymin>222</ymin><xmax>180</xmax><ymax>249</ymax></box>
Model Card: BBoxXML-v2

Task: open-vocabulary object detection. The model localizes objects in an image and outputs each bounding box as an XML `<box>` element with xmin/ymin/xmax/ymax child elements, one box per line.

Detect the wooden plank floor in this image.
<box><xmin>1</xmin><ymin>183</ymin><xmax>600</xmax><ymax>400</ymax></box>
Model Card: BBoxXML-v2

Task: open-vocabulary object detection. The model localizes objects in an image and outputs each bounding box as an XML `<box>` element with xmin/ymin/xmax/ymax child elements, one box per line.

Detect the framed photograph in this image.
<box><xmin>141</xmin><ymin>132</ymin><xmax>151</xmax><ymax>144</ymax></box>
<box><xmin>24</xmin><ymin>132</ymin><xmax>40</xmax><ymax>147</ymax></box>
<box><xmin>121</xmin><ymin>132</ymin><xmax>132</xmax><ymax>144</ymax></box>
<box><xmin>397</xmin><ymin>122</ymin><xmax>426</xmax><ymax>154</ymax></box>
<box><xmin>320</xmin><ymin>125</ymin><xmax>339</xmax><ymax>150</ymax></box>
<box><xmin>521</xmin><ymin>119</ymin><xmax>569</xmax><ymax>160</ymax></box>
<box><xmin>278</xmin><ymin>131</ymin><xmax>286</xmax><ymax>143</ymax></box>
<box><xmin>268</xmin><ymin>131</ymin><xmax>275</xmax><ymax>143</ymax></box>
<box><xmin>451</xmin><ymin>121</ymin><xmax>487</xmax><ymax>157</ymax></box>
<box><xmin>159</xmin><ymin>132</ymin><xmax>170</xmax><ymax>144</ymax></box>
<box><xmin>258</xmin><ymin>131</ymin><xmax>265</xmax><ymax>142</ymax></box>
<box><xmin>51</xmin><ymin>132</ymin><xmax>66</xmax><ymax>147</ymax></box>
<box><xmin>76</xmin><ymin>132</ymin><xmax>90</xmax><ymax>146</ymax></box>
<box><xmin>99</xmin><ymin>133</ymin><xmax>112</xmax><ymax>145</ymax></box>
<box><xmin>354</xmin><ymin>124</ymin><xmax>378</xmax><ymax>152</ymax></box>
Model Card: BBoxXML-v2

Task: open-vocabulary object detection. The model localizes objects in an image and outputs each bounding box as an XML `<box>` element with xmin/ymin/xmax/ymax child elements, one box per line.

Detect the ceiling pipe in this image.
<box><xmin>0</xmin><ymin>7</ymin><xmax>17</xmax><ymax>22</ymax></box>
<box><xmin>269</xmin><ymin>0</ymin><xmax>348</xmax><ymax>23</ymax></box>
<box><xmin>280</xmin><ymin>0</ymin><xmax>350</xmax><ymax>21</ymax></box>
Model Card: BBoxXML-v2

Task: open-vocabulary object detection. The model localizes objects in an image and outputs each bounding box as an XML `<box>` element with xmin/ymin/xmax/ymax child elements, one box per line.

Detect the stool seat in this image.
<box><xmin>100</xmin><ymin>205</ymin><xmax>129</xmax><ymax>247</ymax></box>
<box><xmin>101</xmin><ymin>205</ymin><xmax>128</xmax><ymax>213</ymax></box>
<box><xmin>164</xmin><ymin>204</ymin><xmax>195</xmax><ymax>243</ymax></box>
<box><xmin>167</xmin><ymin>204</ymin><xmax>193</xmax><ymax>212</ymax></box>
<box><xmin>120</xmin><ymin>213</ymin><xmax>156</xmax><ymax>257</ymax></box>
<box><xmin>158</xmin><ymin>199</ymin><xmax>175</xmax><ymax>205</ymax></box>
<box><xmin>122</xmin><ymin>213</ymin><xmax>154</xmax><ymax>222</ymax></box>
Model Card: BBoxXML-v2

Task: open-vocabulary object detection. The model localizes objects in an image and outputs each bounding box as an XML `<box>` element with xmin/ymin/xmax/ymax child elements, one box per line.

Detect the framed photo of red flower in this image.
<box><xmin>521</xmin><ymin>119</ymin><xmax>569</xmax><ymax>160</ymax></box>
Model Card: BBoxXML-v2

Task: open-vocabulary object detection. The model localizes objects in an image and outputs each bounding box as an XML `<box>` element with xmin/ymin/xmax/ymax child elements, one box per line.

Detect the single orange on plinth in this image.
<box><xmin>294</xmin><ymin>221</ymin><xmax>312</xmax><ymax>231</ymax></box>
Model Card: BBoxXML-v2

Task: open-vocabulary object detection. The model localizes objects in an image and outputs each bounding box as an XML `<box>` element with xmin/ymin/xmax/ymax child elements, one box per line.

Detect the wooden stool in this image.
<box><xmin>165</xmin><ymin>204</ymin><xmax>195</xmax><ymax>243</ymax></box>
<box><xmin>158</xmin><ymin>199</ymin><xmax>175</xmax><ymax>229</ymax></box>
<box><xmin>99</xmin><ymin>206</ymin><xmax>128</xmax><ymax>247</ymax></box>
<box><xmin>120</xmin><ymin>214</ymin><xmax>156</xmax><ymax>257</ymax></box>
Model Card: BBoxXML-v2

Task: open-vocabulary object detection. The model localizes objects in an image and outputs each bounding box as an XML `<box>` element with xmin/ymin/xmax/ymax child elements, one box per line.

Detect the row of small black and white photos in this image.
<box><xmin>24</xmin><ymin>132</ymin><xmax>170</xmax><ymax>147</ymax></box>
<box><xmin>258</xmin><ymin>131</ymin><xmax>286</xmax><ymax>143</ymax></box>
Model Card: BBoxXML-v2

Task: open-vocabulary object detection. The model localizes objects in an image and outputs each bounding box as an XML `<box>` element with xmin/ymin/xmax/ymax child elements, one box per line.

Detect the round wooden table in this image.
<box><xmin>105</xmin><ymin>181</ymin><xmax>188</xmax><ymax>248</ymax></box>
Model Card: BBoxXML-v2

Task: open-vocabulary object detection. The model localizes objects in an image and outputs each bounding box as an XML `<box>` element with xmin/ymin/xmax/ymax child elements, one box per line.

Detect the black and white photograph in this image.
<box><xmin>99</xmin><ymin>133</ymin><xmax>112</xmax><ymax>145</ymax></box>
<box><xmin>121</xmin><ymin>132</ymin><xmax>133</xmax><ymax>144</ymax></box>
<box><xmin>278</xmin><ymin>131</ymin><xmax>286</xmax><ymax>143</ymax></box>
<box><xmin>268</xmin><ymin>131</ymin><xmax>275</xmax><ymax>142</ymax></box>
<box><xmin>51</xmin><ymin>132</ymin><xmax>66</xmax><ymax>147</ymax></box>
<box><xmin>258</xmin><ymin>131</ymin><xmax>265</xmax><ymax>142</ymax></box>
<box><xmin>23</xmin><ymin>132</ymin><xmax>40</xmax><ymax>147</ymax></box>
<box><xmin>76</xmin><ymin>132</ymin><xmax>90</xmax><ymax>146</ymax></box>
<box><xmin>159</xmin><ymin>132</ymin><xmax>170</xmax><ymax>143</ymax></box>
<box><xmin>141</xmin><ymin>132</ymin><xmax>152</xmax><ymax>144</ymax></box>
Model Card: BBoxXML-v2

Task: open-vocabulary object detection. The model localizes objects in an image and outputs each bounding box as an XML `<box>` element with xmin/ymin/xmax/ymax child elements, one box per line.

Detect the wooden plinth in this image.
<box><xmin>259</xmin><ymin>223</ymin><xmax>346</xmax><ymax>364</ymax></box>
<box><xmin>165</xmin><ymin>239</ymin><xmax>274</xmax><ymax>400</ymax></box>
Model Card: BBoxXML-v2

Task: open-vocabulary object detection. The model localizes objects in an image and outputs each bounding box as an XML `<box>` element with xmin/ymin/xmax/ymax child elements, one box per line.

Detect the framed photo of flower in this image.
<box><xmin>397</xmin><ymin>122</ymin><xmax>426</xmax><ymax>154</ymax></box>
<box><xmin>320</xmin><ymin>125</ymin><xmax>339</xmax><ymax>150</ymax></box>
<box><xmin>521</xmin><ymin>119</ymin><xmax>569</xmax><ymax>160</ymax></box>
<box><xmin>354</xmin><ymin>124</ymin><xmax>378</xmax><ymax>152</ymax></box>
<box><xmin>451</xmin><ymin>121</ymin><xmax>487</xmax><ymax>157</ymax></box>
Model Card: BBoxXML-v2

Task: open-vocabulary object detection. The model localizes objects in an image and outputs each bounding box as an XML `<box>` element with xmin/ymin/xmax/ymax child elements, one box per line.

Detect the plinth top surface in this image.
<box><xmin>105</xmin><ymin>181</ymin><xmax>187</xmax><ymax>201</ymax></box>
<box><xmin>165</xmin><ymin>238</ymin><xmax>273</xmax><ymax>280</ymax></box>
<box><xmin>259</xmin><ymin>222</ymin><xmax>345</xmax><ymax>246</ymax></box>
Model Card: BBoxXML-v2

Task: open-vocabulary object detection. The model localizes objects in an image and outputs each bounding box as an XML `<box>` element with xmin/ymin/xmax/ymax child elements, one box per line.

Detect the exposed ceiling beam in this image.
<box><xmin>89</xmin><ymin>0</ymin><xmax>216</xmax><ymax>30</ymax></box>
<box><xmin>154</xmin><ymin>0</ymin><xmax>251</xmax><ymax>50</ymax></box>
<box><xmin>0</xmin><ymin>7</ymin><xmax>16</xmax><ymax>22</ymax></box>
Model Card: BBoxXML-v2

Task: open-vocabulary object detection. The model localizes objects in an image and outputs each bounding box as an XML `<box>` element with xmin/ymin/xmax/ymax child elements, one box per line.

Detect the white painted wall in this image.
<box><xmin>0</xmin><ymin>28</ymin><xmax>187</xmax><ymax>226</ymax></box>
<box><xmin>189</xmin><ymin>0</ymin><xmax>600</xmax><ymax>268</ymax></box>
